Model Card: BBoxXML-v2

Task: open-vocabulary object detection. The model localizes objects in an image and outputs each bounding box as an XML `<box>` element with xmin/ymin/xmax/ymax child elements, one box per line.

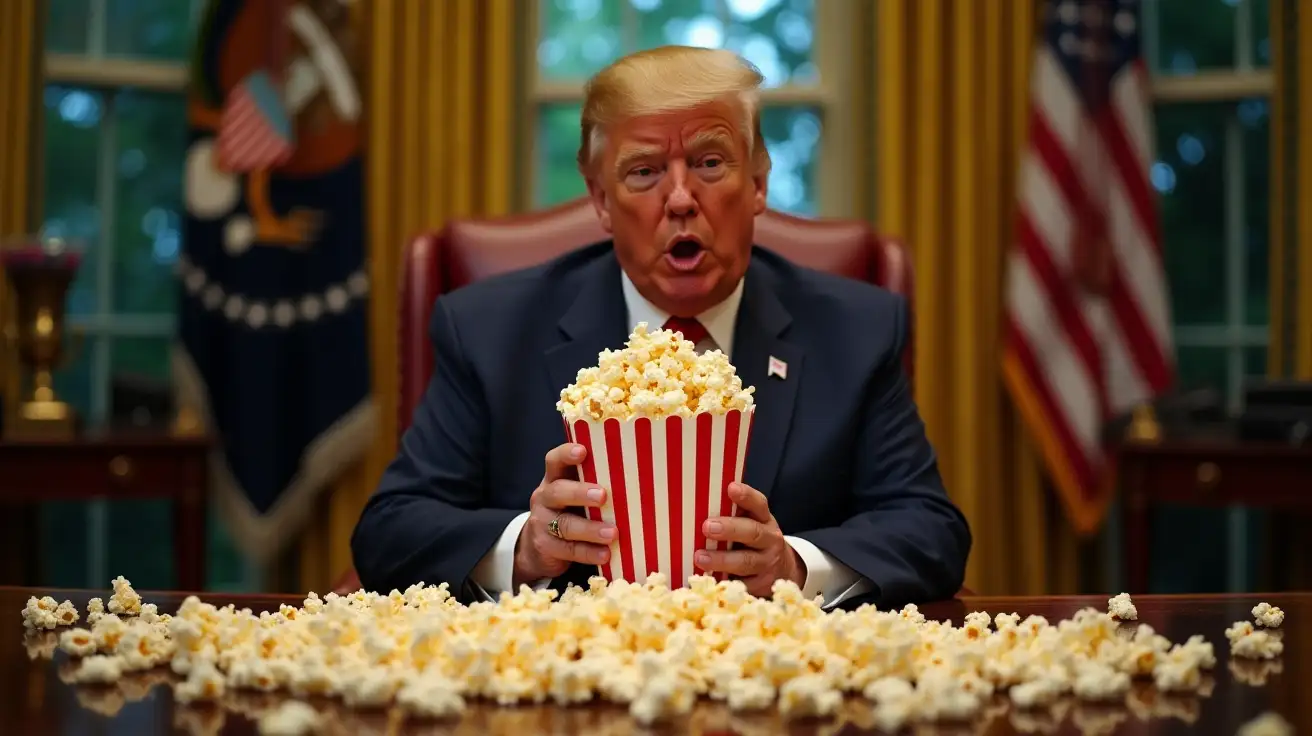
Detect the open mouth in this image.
<box><xmin>665</xmin><ymin>237</ymin><xmax>705</xmax><ymax>272</ymax></box>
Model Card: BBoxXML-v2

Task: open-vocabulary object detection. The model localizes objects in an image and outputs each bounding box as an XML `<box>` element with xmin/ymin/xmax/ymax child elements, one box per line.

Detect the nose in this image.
<box><xmin>664</xmin><ymin>164</ymin><xmax>697</xmax><ymax>218</ymax></box>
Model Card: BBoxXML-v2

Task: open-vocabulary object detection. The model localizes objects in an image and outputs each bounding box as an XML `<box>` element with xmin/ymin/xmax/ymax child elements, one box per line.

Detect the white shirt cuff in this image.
<box><xmin>785</xmin><ymin>535</ymin><xmax>872</xmax><ymax>609</ymax></box>
<box><xmin>469</xmin><ymin>511</ymin><xmax>552</xmax><ymax>598</ymax></box>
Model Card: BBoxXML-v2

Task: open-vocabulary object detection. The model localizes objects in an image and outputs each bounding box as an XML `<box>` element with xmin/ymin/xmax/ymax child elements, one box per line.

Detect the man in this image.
<box><xmin>352</xmin><ymin>46</ymin><xmax>970</xmax><ymax>608</ymax></box>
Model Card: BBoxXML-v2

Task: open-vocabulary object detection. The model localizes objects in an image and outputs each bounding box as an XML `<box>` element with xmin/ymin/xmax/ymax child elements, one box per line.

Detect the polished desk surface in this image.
<box><xmin>4</xmin><ymin>587</ymin><xmax>1307</xmax><ymax>735</ymax></box>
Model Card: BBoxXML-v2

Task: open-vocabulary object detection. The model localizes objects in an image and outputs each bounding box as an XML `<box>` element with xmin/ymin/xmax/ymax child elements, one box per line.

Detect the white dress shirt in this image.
<box><xmin>469</xmin><ymin>272</ymin><xmax>872</xmax><ymax>608</ymax></box>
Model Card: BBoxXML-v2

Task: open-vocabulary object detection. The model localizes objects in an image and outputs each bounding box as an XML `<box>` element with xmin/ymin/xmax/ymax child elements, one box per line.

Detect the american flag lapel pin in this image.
<box><xmin>767</xmin><ymin>355</ymin><xmax>788</xmax><ymax>380</ymax></box>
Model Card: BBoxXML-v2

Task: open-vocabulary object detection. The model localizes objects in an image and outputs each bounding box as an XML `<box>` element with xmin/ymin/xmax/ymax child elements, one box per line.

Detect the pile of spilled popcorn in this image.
<box><xmin>557</xmin><ymin>322</ymin><xmax>754</xmax><ymax>421</ymax></box>
<box><xmin>21</xmin><ymin>577</ymin><xmax>1289</xmax><ymax>733</ymax></box>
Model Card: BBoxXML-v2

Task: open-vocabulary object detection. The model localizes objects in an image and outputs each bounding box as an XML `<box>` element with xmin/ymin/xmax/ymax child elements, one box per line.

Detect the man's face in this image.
<box><xmin>585</xmin><ymin>100</ymin><xmax>767</xmax><ymax>317</ymax></box>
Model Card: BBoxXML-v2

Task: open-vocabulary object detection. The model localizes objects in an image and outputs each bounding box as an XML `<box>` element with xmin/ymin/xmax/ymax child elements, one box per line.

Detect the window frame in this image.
<box><xmin>1144</xmin><ymin>0</ymin><xmax>1273</xmax><ymax>414</ymax></box>
<box><xmin>522</xmin><ymin>0</ymin><xmax>859</xmax><ymax>219</ymax></box>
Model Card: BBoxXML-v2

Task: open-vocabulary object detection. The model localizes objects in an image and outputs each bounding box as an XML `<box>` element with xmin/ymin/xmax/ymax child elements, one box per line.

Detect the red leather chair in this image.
<box><xmin>333</xmin><ymin>197</ymin><xmax>916</xmax><ymax>594</ymax></box>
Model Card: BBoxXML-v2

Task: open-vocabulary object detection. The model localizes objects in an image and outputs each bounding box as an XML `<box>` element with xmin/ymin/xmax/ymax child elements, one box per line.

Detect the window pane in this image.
<box><xmin>1245</xmin><ymin>344</ymin><xmax>1267</xmax><ymax>381</ymax></box>
<box><xmin>725</xmin><ymin>0</ymin><xmax>815</xmax><ymax>87</ymax></box>
<box><xmin>105</xmin><ymin>0</ymin><xmax>196</xmax><ymax>61</ymax></box>
<box><xmin>51</xmin><ymin>333</ymin><xmax>98</xmax><ymax>419</ymax></box>
<box><xmin>42</xmin><ymin>86</ymin><xmax>103</xmax><ymax>317</ymax></box>
<box><xmin>1252</xmin><ymin>0</ymin><xmax>1271</xmax><ymax>67</ymax></box>
<box><xmin>1154</xmin><ymin>0</ymin><xmax>1237</xmax><ymax>73</ymax></box>
<box><xmin>761</xmin><ymin>105</ymin><xmax>819</xmax><ymax>216</ymax></box>
<box><xmin>1156</xmin><ymin>102</ymin><xmax>1226</xmax><ymax>326</ymax></box>
<box><xmin>636</xmin><ymin>0</ymin><xmax>708</xmax><ymax>53</ymax></box>
<box><xmin>535</xmin><ymin>103</ymin><xmax>587</xmax><ymax>208</ymax></box>
<box><xmin>1241</xmin><ymin>97</ymin><xmax>1270</xmax><ymax>325</ymax></box>
<box><xmin>112</xmin><ymin>90</ymin><xmax>186</xmax><ymax>315</ymax></box>
<box><xmin>110</xmin><ymin>336</ymin><xmax>170</xmax><ymax>383</ymax></box>
<box><xmin>1174</xmin><ymin>344</ymin><xmax>1227</xmax><ymax>395</ymax></box>
<box><xmin>538</xmin><ymin>0</ymin><xmax>624</xmax><ymax>80</ymax></box>
<box><xmin>46</xmin><ymin>0</ymin><xmax>90</xmax><ymax>54</ymax></box>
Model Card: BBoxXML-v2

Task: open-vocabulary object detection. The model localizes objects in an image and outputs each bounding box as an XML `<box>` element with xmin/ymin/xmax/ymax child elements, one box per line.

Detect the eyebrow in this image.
<box><xmin>613</xmin><ymin>144</ymin><xmax>665</xmax><ymax>176</ymax></box>
<box><xmin>612</xmin><ymin>131</ymin><xmax>737</xmax><ymax>176</ymax></box>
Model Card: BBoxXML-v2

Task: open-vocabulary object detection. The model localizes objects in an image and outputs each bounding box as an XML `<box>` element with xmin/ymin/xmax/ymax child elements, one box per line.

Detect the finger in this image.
<box><xmin>728</xmin><ymin>482</ymin><xmax>772</xmax><ymax>523</ymax></box>
<box><xmin>537</xmin><ymin>535</ymin><xmax>611</xmax><ymax>567</ymax></box>
<box><xmin>543</xmin><ymin>509</ymin><xmax>617</xmax><ymax>545</ymax></box>
<box><xmin>694</xmin><ymin>548</ymin><xmax>764</xmax><ymax>577</ymax></box>
<box><xmin>703</xmin><ymin>517</ymin><xmax>772</xmax><ymax>549</ymax></box>
<box><xmin>543</xmin><ymin>443</ymin><xmax>587</xmax><ymax>482</ymax></box>
<box><xmin>536</xmin><ymin>479</ymin><xmax>607</xmax><ymax>511</ymax></box>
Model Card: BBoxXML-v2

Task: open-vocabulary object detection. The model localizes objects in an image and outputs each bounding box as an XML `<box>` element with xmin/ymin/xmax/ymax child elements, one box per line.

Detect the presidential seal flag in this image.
<box><xmin>177</xmin><ymin>0</ymin><xmax>375</xmax><ymax>564</ymax></box>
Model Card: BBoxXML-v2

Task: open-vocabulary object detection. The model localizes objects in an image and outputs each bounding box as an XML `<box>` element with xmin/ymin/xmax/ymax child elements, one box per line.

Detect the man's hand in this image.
<box><xmin>695</xmin><ymin>482</ymin><xmax>807</xmax><ymax>597</ymax></box>
<box><xmin>513</xmin><ymin>443</ymin><xmax>616</xmax><ymax>587</ymax></box>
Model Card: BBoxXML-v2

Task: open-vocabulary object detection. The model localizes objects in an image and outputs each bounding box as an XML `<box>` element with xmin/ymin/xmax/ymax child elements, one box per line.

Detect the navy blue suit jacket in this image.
<box><xmin>351</xmin><ymin>242</ymin><xmax>971</xmax><ymax>606</ymax></box>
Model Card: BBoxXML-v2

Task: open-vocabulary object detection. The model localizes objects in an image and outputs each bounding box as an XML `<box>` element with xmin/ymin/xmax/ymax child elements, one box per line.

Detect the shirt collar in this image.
<box><xmin>620</xmin><ymin>270</ymin><xmax>744</xmax><ymax>359</ymax></box>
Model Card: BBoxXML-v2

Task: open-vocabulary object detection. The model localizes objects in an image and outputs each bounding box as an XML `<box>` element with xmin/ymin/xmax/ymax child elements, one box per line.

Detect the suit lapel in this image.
<box><xmin>544</xmin><ymin>252</ymin><xmax>629</xmax><ymax>407</ymax></box>
<box><xmin>733</xmin><ymin>261</ymin><xmax>803</xmax><ymax>497</ymax></box>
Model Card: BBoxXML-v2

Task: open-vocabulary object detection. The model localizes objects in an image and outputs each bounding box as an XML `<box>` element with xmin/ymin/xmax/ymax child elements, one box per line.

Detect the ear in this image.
<box><xmin>751</xmin><ymin>167</ymin><xmax>768</xmax><ymax>216</ymax></box>
<box><xmin>584</xmin><ymin>174</ymin><xmax>613</xmax><ymax>233</ymax></box>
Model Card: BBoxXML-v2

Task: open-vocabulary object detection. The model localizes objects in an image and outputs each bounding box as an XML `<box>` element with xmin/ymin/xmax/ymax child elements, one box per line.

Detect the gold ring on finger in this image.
<box><xmin>548</xmin><ymin>513</ymin><xmax>566</xmax><ymax>539</ymax></box>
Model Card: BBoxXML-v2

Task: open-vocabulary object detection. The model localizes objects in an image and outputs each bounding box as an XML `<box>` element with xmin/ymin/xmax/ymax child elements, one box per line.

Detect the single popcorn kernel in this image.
<box><xmin>1252</xmin><ymin>602</ymin><xmax>1284</xmax><ymax>628</ymax></box>
<box><xmin>1108</xmin><ymin>592</ymin><xmax>1137</xmax><ymax>621</ymax></box>
<box><xmin>557</xmin><ymin>322</ymin><xmax>754</xmax><ymax>421</ymax></box>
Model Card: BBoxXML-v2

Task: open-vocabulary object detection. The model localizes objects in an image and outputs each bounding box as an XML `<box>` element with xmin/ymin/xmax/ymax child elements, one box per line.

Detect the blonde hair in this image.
<box><xmin>577</xmin><ymin>46</ymin><xmax>771</xmax><ymax>176</ymax></box>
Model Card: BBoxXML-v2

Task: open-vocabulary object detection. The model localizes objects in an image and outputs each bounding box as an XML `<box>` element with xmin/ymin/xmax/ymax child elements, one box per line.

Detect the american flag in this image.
<box><xmin>216</xmin><ymin>69</ymin><xmax>294</xmax><ymax>173</ymax></box>
<box><xmin>1002</xmin><ymin>0</ymin><xmax>1175</xmax><ymax>533</ymax></box>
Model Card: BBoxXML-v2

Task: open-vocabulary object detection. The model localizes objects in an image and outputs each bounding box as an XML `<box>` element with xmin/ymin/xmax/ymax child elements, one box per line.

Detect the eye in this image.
<box><xmin>698</xmin><ymin>156</ymin><xmax>724</xmax><ymax>169</ymax></box>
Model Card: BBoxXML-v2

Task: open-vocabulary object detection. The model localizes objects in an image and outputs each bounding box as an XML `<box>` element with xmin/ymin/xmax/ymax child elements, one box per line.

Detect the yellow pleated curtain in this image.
<box><xmin>0</xmin><ymin>0</ymin><xmax>40</xmax><ymax>407</ymax></box>
<box><xmin>866</xmin><ymin>0</ymin><xmax>1079</xmax><ymax>595</ymax></box>
<box><xmin>298</xmin><ymin>0</ymin><xmax>521</xmax><ymax>592</ymax></box>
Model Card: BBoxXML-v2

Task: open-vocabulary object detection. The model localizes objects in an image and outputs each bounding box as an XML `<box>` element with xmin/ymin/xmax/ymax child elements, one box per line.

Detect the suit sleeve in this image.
<box><xmin>794</xmin><ymin>295</ymin><xmax>971</xmax><ymax>606</ymax></box>
<box><xmin>350</xmin><ymin>297</ymin><xmax>521</xmax><ymax>598</ymax></box>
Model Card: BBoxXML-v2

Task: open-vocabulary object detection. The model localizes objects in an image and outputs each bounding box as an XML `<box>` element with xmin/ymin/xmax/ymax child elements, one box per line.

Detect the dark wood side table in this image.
<box><xmin>0</xmin><ymin>432</ymin><xmax>211</xmax><ymax>590</ymax></box>
<box><xmin>1119</xmin><ymin>437</ymin><xmax>1312</xmax><ymax>593</ymax></box>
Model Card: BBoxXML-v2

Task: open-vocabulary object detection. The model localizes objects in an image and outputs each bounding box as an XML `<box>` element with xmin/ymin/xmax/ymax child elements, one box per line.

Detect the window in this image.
<box><xmin>1147</xmin><ymin>0</ymin><xmax>1272</xmax><ymax>412</ymax></box>
<box><xmin>529</xmin><ymin>0</ymin><xmax>852</xmax><ymax>217</ymax></box>
<box><xmin>1142</xmin><ymin>0</ymin><xmax>1273</xmax><ymax>594</ymax></box>
<box><xmin>40</xmin><ymin>0</ymin><xmax>246</xmax><ymax>591</ymax></box>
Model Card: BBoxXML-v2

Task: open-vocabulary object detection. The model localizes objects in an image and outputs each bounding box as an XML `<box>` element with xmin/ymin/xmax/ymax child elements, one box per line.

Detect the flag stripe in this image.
<box><xmin>1003</xmin><ymin>1</ymin><xmax>1175</xmax><ymax>532</ymax></box>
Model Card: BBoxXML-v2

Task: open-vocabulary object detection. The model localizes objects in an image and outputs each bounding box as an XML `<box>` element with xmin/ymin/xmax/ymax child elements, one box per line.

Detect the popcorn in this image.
<box><xmin>58</xmin><ymin>628</ymin><xmax>98</xmax><ymax>658</ymax></box>
<box><xmin>1107</xmin><ymin>592</ymin><xmax>1137</xmax><ymax>621</ymax></box>
<box><xmin>777</xmin><ymin>674</ymin><xmax>842</xmax><ymax>719</ymax></box>
<box><xmin>19</xmin><ymin>574</ymin><xmax>1288</xmax><ymax>730</ymax></box>
<box><xmin>1238</xmin><ymin>712</ymin><xmax>1294</xmax><ymax>736</ymax></box>
<box><xmin>556</xmin><ymin>322</ymin><xmax>754</xmax><ymax>421</ymax></box>
<box><xmin>1071</xmin><ymin>662</ymin><xmax>1130</xmax><ymax>701</ymax></box>
<box><xmin>257</xmin><ymin>701</ymin><xmax>321</xmax><ymax>736</ymax></box>
<box><xmin>1230</xmin><ymin>629</ymin><xmax>1284</xmax><ymax>660</ymax></box>
<box><xmin>396</xmin><ymin>675</ymin><xmax>465</xmax><ymax>719</ymax></box>
<box><xmin>21</xmin><ymin>596</ymin><xmax>60</xmax><ymax>630</ymax></box>
<box><xmin>108</xmin><ymin>575</ymin><xmax>142</xmax><ymax>616</ymax></box>
<box><xmin>1252</xmin><ymin>602</ymin><xmax>1284</xmax><ymax>628</ymax></box>
<box><xmin>175</xmin><ymin>660</ymin><xmax>226</xmax><ymax>704</ymax></box>
<box><xmin>86</xmin><ymin>597</ymin><xmax>106</xmax><ymax>627</ymax></box>
<box><xmin>71</xmin><ymin>655</ymin><xmax>125</xmax><ymax>685</ymax></box>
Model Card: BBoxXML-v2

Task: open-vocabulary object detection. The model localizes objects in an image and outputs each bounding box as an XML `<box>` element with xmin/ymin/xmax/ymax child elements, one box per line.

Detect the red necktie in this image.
<box><xmin>662</xmin><ymin>316</ymin><xmax>709</xmax><ymax>346</ymax></box>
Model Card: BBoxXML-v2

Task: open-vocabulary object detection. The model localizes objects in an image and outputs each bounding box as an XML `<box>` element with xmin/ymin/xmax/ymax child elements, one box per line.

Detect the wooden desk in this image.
<box><xmin>1119</xmin><ymin>438</ymin><xmax>1312</xmax><ymax>594</ymax></box>
<box><xmin>5</xmin><ymin>587</ymin><xmax>1308</xmax><ymax>734</ymax></box>
<box><xmin>0</xmin><ymin>433</ymin><xmax>211</xmax><ymax>590</ymax></box>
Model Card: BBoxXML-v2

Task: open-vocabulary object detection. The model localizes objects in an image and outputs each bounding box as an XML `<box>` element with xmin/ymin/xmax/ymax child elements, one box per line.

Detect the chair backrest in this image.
<box><xmin>398</xmin><ymin>197</ymin><xmax>914</xmax><ymax>435</ymax></box>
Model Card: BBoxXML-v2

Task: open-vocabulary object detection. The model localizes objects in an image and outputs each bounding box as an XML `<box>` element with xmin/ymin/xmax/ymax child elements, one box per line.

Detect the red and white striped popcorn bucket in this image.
<box><xmin>563</xmin><ymin>408</ymin><xmax>755</xmax><ymax>588</ymax></box>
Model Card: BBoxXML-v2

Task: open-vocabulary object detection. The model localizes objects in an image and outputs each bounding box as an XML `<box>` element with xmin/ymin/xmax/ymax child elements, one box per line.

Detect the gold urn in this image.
<box><xmin>2</xmin><ymin>236</ymin><xmax>83</xmax><ymax>439</ymax></box>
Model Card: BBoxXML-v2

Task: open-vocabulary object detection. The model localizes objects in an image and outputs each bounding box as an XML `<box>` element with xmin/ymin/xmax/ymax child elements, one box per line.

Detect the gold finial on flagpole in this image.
<box><xmin>1125</xmin><ymin>403</ymin><xmax>1162</xmax><ymax>444</ymax></box>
